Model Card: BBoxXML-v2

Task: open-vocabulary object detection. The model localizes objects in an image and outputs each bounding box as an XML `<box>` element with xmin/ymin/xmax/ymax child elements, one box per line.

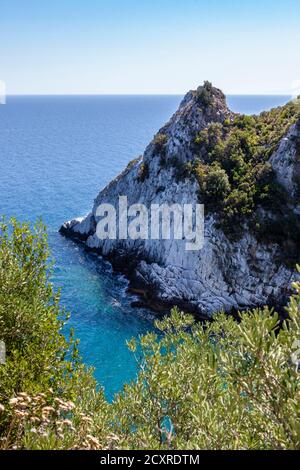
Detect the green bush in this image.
<box><xmin>195</xmin><ymin>161</ymin><xmax>231</xmax><ymax>208</ymax></box>
<box><xmin>117</xmin><ymin>296</ymin><xmax>300</xmax><ymax>450</ymax></box>
<box><xmin>0</xmin><ymin>219</ymin><xmax>110</xmax><ymax>450</ymax></box>
<box><xmin>153</xmin><ymin>133</ymin><xmax>168</xmax><ymax>153</ymax></box>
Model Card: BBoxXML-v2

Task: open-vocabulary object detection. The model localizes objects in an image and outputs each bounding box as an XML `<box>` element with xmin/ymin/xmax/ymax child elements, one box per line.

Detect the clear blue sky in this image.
<box><xmin>0</xmin><ymin>0</ymin><xmax>299</xmax><ymax>95</ymax></box>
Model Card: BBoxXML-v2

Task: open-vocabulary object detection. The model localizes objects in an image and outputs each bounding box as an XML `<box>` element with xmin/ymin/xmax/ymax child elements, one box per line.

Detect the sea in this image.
<box><xmin>0</xmin><ymin>94</ymin><xmax>291</xmax><ymax>400</ymax></box>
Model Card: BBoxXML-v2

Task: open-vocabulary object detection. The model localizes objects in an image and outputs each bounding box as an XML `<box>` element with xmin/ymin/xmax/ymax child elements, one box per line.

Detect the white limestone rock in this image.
<box><xmin>60</xmin><ymin>86</ymin><xmax>300</xmax><ymax>317</ymax></box>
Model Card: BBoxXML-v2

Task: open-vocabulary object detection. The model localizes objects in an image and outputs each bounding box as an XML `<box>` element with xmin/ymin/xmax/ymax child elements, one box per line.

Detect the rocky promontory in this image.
<box><xmin>60</xmin><ymin>83</ymin><xmax>300</xmax><ymax>317</ymax></box>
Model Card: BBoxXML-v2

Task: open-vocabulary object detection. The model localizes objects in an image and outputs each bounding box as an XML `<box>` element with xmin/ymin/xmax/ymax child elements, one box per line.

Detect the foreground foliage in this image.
<box><xmin>189</xmin><ymin>101</ymin><xmax>300</xmax><ymax>265</ymax></box>
<box><xmin>0</xmin><ymin>219</ymin><xmax>110</xmax><ymax>450</ymax></box>
<box><xmin>0</xmin><ymin>219</ymin><xmax>300</xmax><ymax>449</ymax></box>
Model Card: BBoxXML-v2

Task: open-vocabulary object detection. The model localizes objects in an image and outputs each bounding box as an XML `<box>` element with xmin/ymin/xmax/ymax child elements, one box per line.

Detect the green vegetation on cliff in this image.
<box><xmin>0</xmin><ymin>219</ymin><xmax>300</xmax><ymax>450</ymax></box>
<box><xmin>183</xmin><ymin>101</ymin><xmax>300</xmax><ymax>264</ymax></box>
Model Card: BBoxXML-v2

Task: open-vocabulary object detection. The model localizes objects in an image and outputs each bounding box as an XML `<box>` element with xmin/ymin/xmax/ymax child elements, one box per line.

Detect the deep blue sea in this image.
<box><xmin>0</xmin><ymin>94</ymin><xmax>291</xmax><ymax>400</ymax></box>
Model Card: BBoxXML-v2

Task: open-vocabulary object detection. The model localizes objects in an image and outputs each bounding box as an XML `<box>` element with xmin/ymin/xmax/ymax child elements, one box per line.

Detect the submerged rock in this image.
<box><xmin>60</xmin><ymin>84</ymin><xmax>300</xmax><ymax>317</ymax></box>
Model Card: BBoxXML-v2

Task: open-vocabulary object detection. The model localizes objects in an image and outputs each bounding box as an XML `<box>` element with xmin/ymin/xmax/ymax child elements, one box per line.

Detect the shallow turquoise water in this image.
<box><xmin>0</xmin><ymin>94</ymin><xmax>291</xmax><ymax>400</ymax></box>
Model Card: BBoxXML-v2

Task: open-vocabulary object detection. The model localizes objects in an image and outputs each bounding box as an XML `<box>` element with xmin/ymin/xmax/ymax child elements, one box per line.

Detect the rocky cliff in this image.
<box><xmin>60</xmin><ymin>83</ymin><xmax>300</xmax><ymax>317</ymax></box>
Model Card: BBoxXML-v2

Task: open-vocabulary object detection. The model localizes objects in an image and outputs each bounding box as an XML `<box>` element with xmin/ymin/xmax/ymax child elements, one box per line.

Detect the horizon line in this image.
<box><xmin>5</xmin><ymin>93</ymin><xmax>293</xmax><ymax>97</ymax></box>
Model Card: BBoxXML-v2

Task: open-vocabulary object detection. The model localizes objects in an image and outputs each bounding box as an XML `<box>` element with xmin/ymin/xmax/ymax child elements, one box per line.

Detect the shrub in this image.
<box><xmin>153</xmin><ymin>133</ymin><xmax>168</xmax><ymax>153</ymax></box>
<box><xmin>115</xmin><ymin>285</ymin><xmax>300</xmax><ymax>450</ymax></box>
<box><xmin>0</xmin><ymin>219</ymin><xmax>111</xmax><ymax>450</ymax></box>
<box><xmin>195</xmin><ymin>162</ymin><xmax>231</xmax><ymax>211</ymax></box>
<box><xmin>125</xmin><ymin>156</ymin><xmax>141</xmax><ymax>171</ymax></box>
<box><xmin>196</xmin><ymin>81</ymin><xmax>214</xmax><ymax>107</ymax></box>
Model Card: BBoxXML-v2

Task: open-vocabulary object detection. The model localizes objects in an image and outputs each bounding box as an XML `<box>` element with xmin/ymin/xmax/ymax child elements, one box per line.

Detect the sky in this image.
<box><xmin>0</xmin><ymin>0</ymin><xmax>300</xmax><ymax>95</ymax></box>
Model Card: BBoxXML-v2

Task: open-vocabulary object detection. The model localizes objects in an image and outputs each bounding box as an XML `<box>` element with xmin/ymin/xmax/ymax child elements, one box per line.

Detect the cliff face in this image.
<box><xmin>60</xmin><ymin>84</ymin><xmax>300</xmax><ymax>317</ymax></box>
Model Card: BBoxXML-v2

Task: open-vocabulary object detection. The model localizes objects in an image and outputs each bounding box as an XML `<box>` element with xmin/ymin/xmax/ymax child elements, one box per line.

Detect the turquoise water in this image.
<box><xmin>0</xmin><ymin>94</ymin><xmax>291</xmax><ymax>400</ymax></box>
